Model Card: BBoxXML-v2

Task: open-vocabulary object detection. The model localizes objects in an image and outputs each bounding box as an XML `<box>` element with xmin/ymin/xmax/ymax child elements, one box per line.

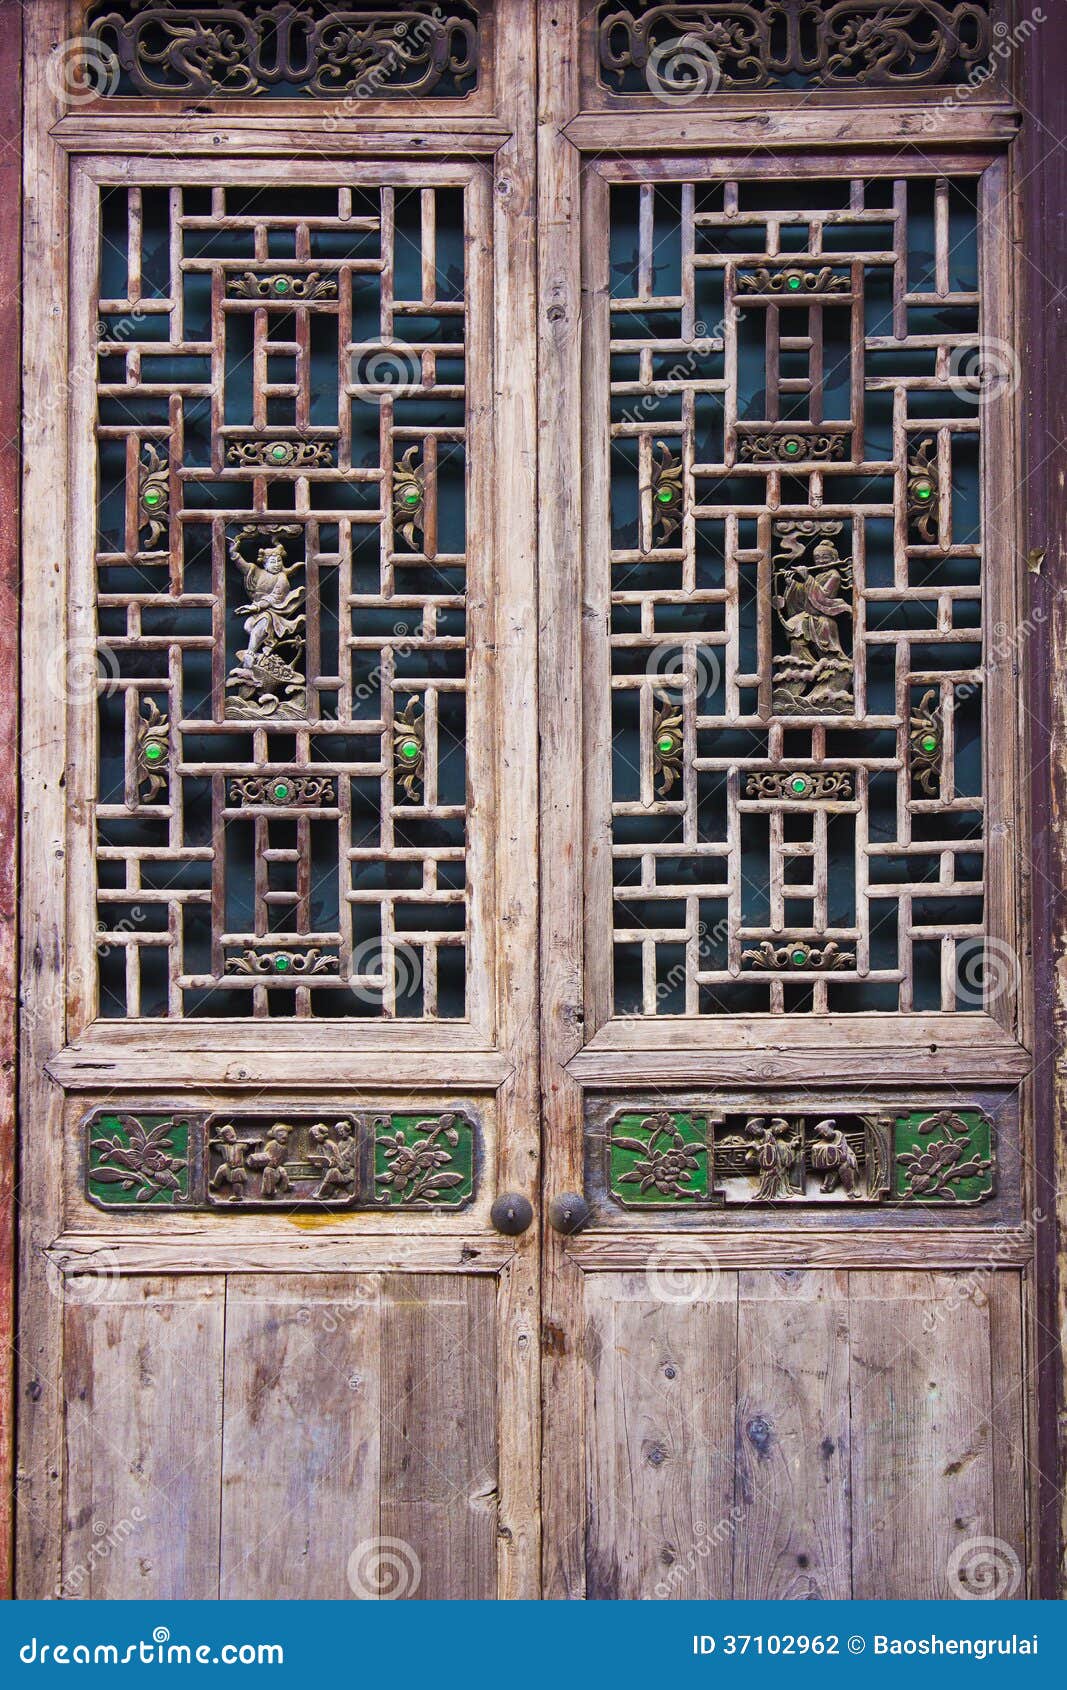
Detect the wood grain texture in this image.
<box><xmin>0</xmin><ymin>0</ymin><xmax>20</xmax><ymax>1601</ymax></box>
<box><xmin>584</xmin><ymin>1272</ymin><xmax>737</xmax><ymax>1599</ymax></box>
<box><xmin>733</xmin><ymin>1271</ymin><xmax>851</xmax><ymax>1599</ymax></box>
<box><xmin>579</xmin><ymin>1267</ymin><xmax>1024</xmax><ymax>1599</ymax></box>
<box><xmin>380</xmin><ymin>1273</ymin><xmax>498</xmax><ymax>1599</ymax></box>
<box><xmin>219</xmin><ymin>1277</ymin><xmax>381</xmax><ymax>1600</ymax></box>
<box><xmin>849</xmin><ymin>1271</ymin><xmax>995</xmax><ymax>1599</ymax></box>
<box><xmin>63</xmin><ymin>1277</ymin><xmax>225</xmax><ymax>1599</ymax></box>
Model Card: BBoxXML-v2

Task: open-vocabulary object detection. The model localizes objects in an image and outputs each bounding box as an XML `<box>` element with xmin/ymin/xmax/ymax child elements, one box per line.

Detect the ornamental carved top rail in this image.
<box><xmin>85</xmin><ymin>1</ymin><xmax>481</xmax><ymax>99</ymax></box>
<box><xmin>597</xmin><ymin>1</ymin><xmax>996</xmax><ymax>94</ymax></box>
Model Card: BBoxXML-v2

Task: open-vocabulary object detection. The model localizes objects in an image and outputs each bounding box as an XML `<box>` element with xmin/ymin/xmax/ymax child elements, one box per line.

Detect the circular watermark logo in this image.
<box><xmin>645</xmin><ymin>640</ymin><xmax>722</xmax><ymax>700</ymax></box>
<box><xmin>955</xmin><ymin>935</ymin><xmax>1021</xmax><ymax>1011</ymax></box>
<box><xmin>349</xmin><ymin>937</ymin><xmax>423</xmax><ymax>1008</ymax></box>
<box><xmin>948</xmin><ymin>337</ymin><xmax>1021</xmax><ymax>406</ymax></box>
<box><xmin>352</xmin><ymin>346</ymin><xmax>423</xmax><ymax>396</ymax></box>
<box><xmin>646</xmin><ymin>34</ymin><xmax>721</xmax><ymax>105</ymax></box>
<box><xmin>47</xmin><ymin>36</ymin><xmax>120</xmax><ymax>106</ymax></box>
<box><xmin>46</xmin><ymin>1247</ymin><xmax>122</xmax><ymax>1307</ymax></box>
<box><xmin>347</xmin><ymin>1536</ymin><xmax>422</xmax><ymax>1599</ymax></box>
<box><xmin>47</xmin><ymin>637</ymin><xmax>119</xmax><ymax>706</ymax></box>
<box><xmin>645</xmin><ymin>1241</ymin><xmax>721</xmax><ymax>1305</ymax></box>
<box><xmin>947</xmin><ymin>1534</ymin><xmax>1022</xmax><ymax>1599</ymax></box>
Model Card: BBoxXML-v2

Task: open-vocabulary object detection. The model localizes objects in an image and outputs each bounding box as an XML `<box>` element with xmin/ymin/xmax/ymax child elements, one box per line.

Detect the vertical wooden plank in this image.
<box><xmin>487</xmin><ymin>0</ymin><xmax>542</xmax><ymax>1599</ymax></box>
<box><xmin>1020</xmin><ymin>0</ymin><xmax>1067</xmax><ymax>1599</ymax></box>
<box><xmin>380</xmin><ymin>1273</ymin><xmax>497</xmax><ymax>1600</ymax></box>
<box><xmin>16</xmin><ymin>0</ymin><xmax>73</xmax><ymax>1599</ymax></box>
<box><xmin>63</xmin><ymin>1278</ymin><xmax>225</xmax><ymax>1599</ymax></box>
<box><xmin>584</xmin><ymin>1272</ymin><xmax>738</xmax><ymax>1599</ymax></box>
<box><xmin>849</xmin><ymin>1271</ymin><xmax>995</xmax><ymax>1600</ymax></box>
<box><xmin>733</xmin><ymin>1270</ymin><xmax>851</xmax><ymax>1600</ymax></box>
<box><xmin>0</xmin><ymin>0</ymin><xmax>20</xmax><ymax>1600</ymax></box>
<box><xmin>987</xmin><ymin>1270</ymin><xmax>1027</xmax><ymax>1596</ymax></box>
<box><xmin>537</xmin><ymin>0</ymin><xmax>590</xmax><ymax>1603</ymax></box>
<box><xmin>219</xmin><ymin>1275</ymin><xmax>381</xmax><ymax>1600</ymax></box>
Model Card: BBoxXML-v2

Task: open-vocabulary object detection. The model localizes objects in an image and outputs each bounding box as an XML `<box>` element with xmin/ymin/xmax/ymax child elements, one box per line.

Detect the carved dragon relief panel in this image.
<box><xmin>84</xmin><ymin>1</ymin><xmax>482</xmax><ymax>98</ymax></box>
<box><xmin>89</xmin><ymin>178</ymin><xmax>472</xmax><ymax>1019</ymax></box>
<box><xmin>595</xmin><ymin>2</ymin><xmax>998</xmax><ymax>95</ymax></box>
<box><xmin>603</xmin><ymin>173</ymin><xmax>994</xmax><ymax>1015</ymax></box>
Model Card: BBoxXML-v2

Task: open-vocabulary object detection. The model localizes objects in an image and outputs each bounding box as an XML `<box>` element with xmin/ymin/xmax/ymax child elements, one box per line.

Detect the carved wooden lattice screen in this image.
<box><xmin>75</xmin><ymin>166</ymin><xmax>484</xmax><ymax>1025</ymax></box>
<box><xmin>602</xmin><ymin>170</ymin><xmax>999</xmax><ymax>1019</ymax></box>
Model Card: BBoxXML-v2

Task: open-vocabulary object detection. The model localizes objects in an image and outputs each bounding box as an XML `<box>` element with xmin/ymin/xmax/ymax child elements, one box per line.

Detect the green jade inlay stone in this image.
<box><xmin>915</xmin><ymin>484</ymin><xmax>933</xmax><ymax>499</ymax></box>
<box><xmin>790</xmin><ymin>776</ymin><xmax>808</xmax><ymax>794</ymax></box>
<box><xmin>403</xmin><ymin>489</ymin><xmax>421</xmax><ymax>505</ymax></box>
<box><xmin>143</xmin><ymin>489</ymin><xmax>162</xmax><ymax>506</ymax></box>
<box><xmin>791</xmin><ymin>949</ymin><xmax>808</xmax><ymax>966</ymax></box>
<box><xmin>273</xmin><ymin>277</ymin><xmax>291</xmax><ymax>294</ymax></box>
<box><xmin>272</xmin><ymin>782</ymin><xmax>291</xmax><ymax>800</ymax></box>
<box><xmin>787</xmin><ymin>275</ymin><xmax>802</xmax><ymax>290</ymax></box>
<box><xmin>399</xmin><ymin>740</ymin><xmax>420</xmax><ymax>762</ymax></box>
<box><xmin>273</xmin><ymin>955</ymin><xmax>291</xmax><ymax>972</ymax></box>
<box><xmin>657</xmin><ymin>736</ymin><xmax>676</xmax><ymax>755</ymax></box>
<box><xmin>784</xmin><ymin>439</ymin><xmax>800</xmax><ymax>454</ymax></box>
<box><xmin>920</xmin><ymin>736</ymin><xmax>938</xmax><ymax>754</ymax></box>
<box><xmin>270</xmin><ymin>444</ymin><xmax>289</xmax><ymax>461</ymax></box>
<box><xmin>656</xmin><ymin>487</ymin><xmax>674</xmax><ymax>503</ymax></box>
<box><xmin>144</xmin><ymin>743</ymin><xmax>165</xmax><ymax>763</ymax></box>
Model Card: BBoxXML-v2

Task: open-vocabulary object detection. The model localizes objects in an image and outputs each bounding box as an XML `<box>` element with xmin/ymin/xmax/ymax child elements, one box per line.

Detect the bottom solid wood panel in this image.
<box><xmin>62</xmin><ymin>1271</ymin><xmax>500</xmax><ymax>1600</ymax></box>
<box><xmin>581</xmin><ymin>1267</ymin><xmax>1027</xmax><ymax>1600</ymax></box>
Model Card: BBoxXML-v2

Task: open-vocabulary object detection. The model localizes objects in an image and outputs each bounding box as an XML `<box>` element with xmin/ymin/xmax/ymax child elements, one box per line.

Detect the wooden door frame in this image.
<box><xmin>536</xmin><ymin>0</ymin><xmax>1067</xmax><ymax>1601</ymax></box>
<box><xmin>1</xmin><ymin>0</ymin><xmax>1065</xmax><ymax>1602</ymax></box>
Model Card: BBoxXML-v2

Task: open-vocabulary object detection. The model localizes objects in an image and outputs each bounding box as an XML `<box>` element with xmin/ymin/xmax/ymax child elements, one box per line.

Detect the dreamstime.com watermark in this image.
<box><xmin>19</xmin><ymin>1627</ymin><xmax>284</xmax><ymax>1667</ymax></box>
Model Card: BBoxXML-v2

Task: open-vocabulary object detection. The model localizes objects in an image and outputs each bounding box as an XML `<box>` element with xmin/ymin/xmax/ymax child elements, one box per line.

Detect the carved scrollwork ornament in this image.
<box><xmin>745</xmin><ymin>768</ymin><xmax>854</xmax><ymax>801</ymax></box>
<box><xmin>741</xmin><ymin>939</ymin><xmax>854</xmax><ymax>971</ymax></box>
<box><xmin>228</xmin><ymin>271</ymin><xmax>337</xmax><ymax>300</ymax></box>
<box><xmin>228</xmin><ymin>774</ymin><xmax>336</xmax><ymax>808</ymax></box>
<box><xmin>652</xmin><ymin>693</ymin><xmax>684</xmax><ymax>796</ymax></box>
<box><xmin>908</xmin><ymin>436</ymin><xmax>941</xmax><ymax>542</ymax></box>
<box><xmin>650</xmin><ymin>440</ymin><xmax>683</xmax><ymax>541</ymax></box>
<box><xmin>227</xmin><ymin>438</ymin><xmax>335</xmax><ymax>468</ymax></box>
<box><xmin>739</xmin><ymin>431</ymin><xmax>848</xmax><ymax>464</ymax></box>
<box><xmin>393</xmin><ymin>695</ymin><xmax>425</xmax><ymax>800</ymax></box>
<box><xmin>135</xmin><ymin>698</ymin><xmax>169</xmax><ymax>800</ymax></box>
<box><xmin>738</xmin><ymin>265</ymin><xmax>850</xmax><ymax>296</ymax></box>
<box><xmin>138</xmin><ymin>442</ymin><xmax>169</xmax><ymax>547</ymax></box>
<box><xmin>393</xmin><ymin>445</ymin><xmax>425</xmax><ymax>549</ymax></box>
<box><xmin>909</xmin><ymin>688</ymin><xmax>944</xmax><ymax>796</ymax></box>
<box><xmin>226</xmin><ymin>947</ymin><xmax>335</xmax><ymax>976</ymax></box>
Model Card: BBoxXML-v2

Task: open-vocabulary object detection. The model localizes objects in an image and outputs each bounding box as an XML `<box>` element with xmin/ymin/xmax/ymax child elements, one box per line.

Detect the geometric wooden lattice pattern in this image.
<box><xmin>606</xmin><ymin>174</ymin><xmax>987</xmax><ymax>1015</ymax></box>
<box><xmin>93</xmin><ymin>181</ymin><xmax>468</xmax><ymax>1018</ymax></box>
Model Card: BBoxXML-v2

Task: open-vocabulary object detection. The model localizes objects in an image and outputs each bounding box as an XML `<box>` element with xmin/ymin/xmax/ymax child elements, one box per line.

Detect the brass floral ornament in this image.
<box><xmin>393</xmin><ymin>695</ymin><xmax>425</xmax><ymax>800</ymax></box>
<box><xmin>136</xmin><ymin>699</ymin><xmax>169</xmax><ymax>800</ymax></box>
<box><xmin>907</xmin><ymin>436</ymin><xmax>940</xmax><ymax>542</ymax></box>
<box><xmin>393</xmin><ymin>445</ymin><xmax>425</xmax><ymax>549</ymax></box>
<box><xmin>651</xmin><ymin>440</ymin><xmax>683</xmax><ymax>541</ymax></box>
<box><xmin>909</xmin><ymin>688</ymin><xmax>943</xmax><ymax>796</ymax></box>
<box><xmin>138</xmin><ymin>442</ymin><xmax>169</xmax><ymax>547</ymax></box>
<box><xmin>652</xmin><ymin>693</ymin><xmax>684</xmax><ymax>796</ymax></box>
<box><xmin>228</xmin><ymin>271</ymin><xmax>337</xmax><ymax>300</ymax></box>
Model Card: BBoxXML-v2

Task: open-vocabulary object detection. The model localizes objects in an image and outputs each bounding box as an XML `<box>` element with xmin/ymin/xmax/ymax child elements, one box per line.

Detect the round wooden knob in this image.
<box><xmin>548</xmin><ymin>1192</ymin><xmax>591</xmax><ymax>1235</ymax></box>
<box><xmin>490</xmin><ymin>1192</ymin><xmax>533</xmax><ymax>1236</ymax></box>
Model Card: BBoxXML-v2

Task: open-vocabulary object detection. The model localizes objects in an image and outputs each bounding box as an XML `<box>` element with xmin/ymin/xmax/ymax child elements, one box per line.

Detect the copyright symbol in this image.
<box><xmin>847</xmin><ymin>1637</ymin><xmax>865</xmax><ymax>1654</ymax></box>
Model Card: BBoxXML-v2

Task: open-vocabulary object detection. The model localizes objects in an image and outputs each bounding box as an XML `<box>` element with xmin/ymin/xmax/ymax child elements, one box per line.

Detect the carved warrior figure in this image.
<box><xmin>225</xmin><ymin>525</ymin><xmax>307</xmax><ymax>720</ymax></box>
<box><xmin>808</xmin><ymin>1120</ymin><xmax>860</xmax><ymax>1196</ymax></box>
<box><xmin>772</xmin><ymin>523</ymin><xmax>854</xmax><ymax>715</ymax></box>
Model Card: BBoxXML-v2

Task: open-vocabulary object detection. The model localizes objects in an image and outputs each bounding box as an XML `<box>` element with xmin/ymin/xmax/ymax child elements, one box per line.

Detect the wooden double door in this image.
<box><xmin>16</xmin><ymin>0</ymin><xmax>1042</xmax><ymax>1599</ymax></box>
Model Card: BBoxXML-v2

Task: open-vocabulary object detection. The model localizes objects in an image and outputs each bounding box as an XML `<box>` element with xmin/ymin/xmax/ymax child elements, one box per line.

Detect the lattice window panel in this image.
<box><xmin>595</xmin><ymin>2</ymin><xmax>999</xmax><ymax>94</ymax></box>
<box><xmin>90</xmin><ymin>178</ymin><xmax>470</xmax><ymax>1019</ymax></box>
<box><xmin>604</xmin><ymin>173</ymin><xmax>996</xmax><ymax>1016</ymax></box>
<box><xmin>84</xmin><ymin>1</ymin><xmax>483</xmax><ymax>98</ymax></box>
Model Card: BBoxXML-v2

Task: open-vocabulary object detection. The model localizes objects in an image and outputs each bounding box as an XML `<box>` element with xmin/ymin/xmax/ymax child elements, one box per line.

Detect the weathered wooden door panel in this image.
<box><xmin>62</xmin><ymin>1271</ymin><xmax>500</xmax><ymax>1599</ymax></box>
<box><xmin>19</xmin><ymin>0</ymin><xmax>538</xmax><ymax>1601</ymax></box>
<box><xmin>581</xmin><ymin>1269</ymin><xmax>1026</xmax><ymax>1601</ymax></box>
<box><xmin>538</xmin><ymin>0</ymin><xmax>1035</xmax><ymax>1602</ymax></box>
